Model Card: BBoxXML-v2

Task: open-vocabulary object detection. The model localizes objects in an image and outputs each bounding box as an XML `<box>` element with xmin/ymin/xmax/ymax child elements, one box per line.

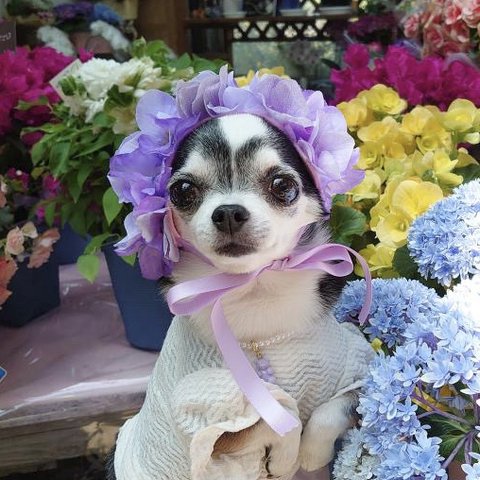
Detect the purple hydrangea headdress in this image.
<box><xmin>108</xmin><ymin>66</ymin><xmax>364</xmax><ymax>280</ymax></box>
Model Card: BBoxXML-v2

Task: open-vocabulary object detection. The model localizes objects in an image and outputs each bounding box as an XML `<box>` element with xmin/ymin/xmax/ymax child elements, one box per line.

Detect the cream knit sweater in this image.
<box><xmin>114</xmin><ymin>314</ymin><xmax>374</xmax><ymax>480</ymax></box>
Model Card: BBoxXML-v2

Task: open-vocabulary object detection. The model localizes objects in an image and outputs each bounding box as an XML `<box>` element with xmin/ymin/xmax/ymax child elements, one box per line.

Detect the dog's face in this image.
<box><xmin>169</xmin><ymin>114</ymin><xmax>324</xmax><ymax>274</ymax></box>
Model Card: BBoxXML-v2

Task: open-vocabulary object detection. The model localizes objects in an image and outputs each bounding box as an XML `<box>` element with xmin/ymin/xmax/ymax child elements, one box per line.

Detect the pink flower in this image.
<box><xmin>424</xmin><ymin>24</ymin><xmax>446</xmax><ymax>54</ymax></box>
<box><xmin>462</xmin><ymin>0</ymin><xmax>480</xmax><ymax>28</ymax></box>
<box><xmin>446</xmin><ymin>20</ymin><xmax>471</xmax><ymax>45</ymax></box>
<box><xmin>5</xmin><ymin>227</ymin><xmax>25</xmax><ymax>256</ymax></box>
<box><xmin>404</xmin><ymin>13</ymin><xmax>420</xmax><ymax>38</ymax></box>
<box><xmin>445</xmin><ymin>0</ymin><xmax>463</xmax><ymax>25</ymax></box>
<box><xmin>28</xmin><ymin>228</ymin><xmax>60</xmax><ymax>268</ymax></box>
<box><xmin>0</xmin><ymin>257</ymin><xmax>17</xmax><ymax>307</ymax></box>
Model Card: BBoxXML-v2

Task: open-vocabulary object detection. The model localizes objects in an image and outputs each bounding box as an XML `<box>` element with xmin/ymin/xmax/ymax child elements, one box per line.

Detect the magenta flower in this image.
<box><xmin>331</xmin><ymin>44</ymin><xmax>480</xmax><ymax>110</ymax></box>
<box><xmin>0</xmin><ymin>46</ymin><xmax>74</xmax><ymax>139</ymax></box>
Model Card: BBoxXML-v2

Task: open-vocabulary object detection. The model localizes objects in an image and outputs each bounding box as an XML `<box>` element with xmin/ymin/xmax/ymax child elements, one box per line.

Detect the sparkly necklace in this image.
<box><xmin>240</xmin><ymin>331</ymin><xmax>296</xmax><ymax>384</ymax></box>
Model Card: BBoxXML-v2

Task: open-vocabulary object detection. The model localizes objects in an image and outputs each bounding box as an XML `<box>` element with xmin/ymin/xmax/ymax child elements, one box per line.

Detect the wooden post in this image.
<box><xmin>135</xmin><ymin>0</ymin><xmax>188</xmax><ymax>54</ymax></box>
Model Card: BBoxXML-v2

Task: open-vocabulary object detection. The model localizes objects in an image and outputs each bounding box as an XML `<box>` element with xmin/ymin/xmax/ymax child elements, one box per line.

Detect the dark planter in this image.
<box><xmin>0</xmin><ymin>259</ymin><xmax>60</xmax><ymax>327</ymax></box>
<box><xmin>103</xmin><ymin>244</ymin><xmax>173</xmax><ymax>351</ymax></box>
<box><xmin>54</xmin><ymin>223</ymin><xmax>90</xmax><ymax>265</ymax></box>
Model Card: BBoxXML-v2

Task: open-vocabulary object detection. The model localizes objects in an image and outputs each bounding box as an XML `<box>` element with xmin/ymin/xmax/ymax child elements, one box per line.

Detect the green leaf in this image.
<box><xmin>329</xmin><ymin>205</ymin><xmax>367</xmax><ymax>246</ymax></box>
<box><xmin>30</xmin><ymin>166</ymin><xmax>45</xmax><ymax>179</ymax></box>
<box><xmin>16</xmin><ymin>96</ymin><xmax>49</xmax><ymax>110</ymax></box>
<box><xmin>77</xmin><ymin>254</ymin><xmax>100</xmax><ymax>283</ymax></box>
<box><xmin>84</xmin><ymin>233</ymin><xmax>114</xmax><ymax>255</ymax></box>
<box><xmin>44</xmin><ymin>202</ymin><xmax>57</xmax><ymax>227</ymax></box>
<box><xmin>75</xmin><ymin>130</ymin><xmax>114</xmax><ymax>157</ymax></box>
<box><xmin>122</xmin><ymin>254</ymin><xmax>136</xmax><ymax>266</ymax></box>
<box><xmin>77</xmin><ymin>164</ymin><xmax>93</xmax><ymax>191</ymax></box>
<box><xmin>454</xmin><ymin>163</ymin><xmax>480</xmax><ymax>183</ymax></box>
<box><xmin>31</xmin><ymin>140</ymin><xmax>47</xmax><ymax>165</ymax></box>
<box><xmin>102</xmin><ymin>188</ymin><xmax>122</xmax><ymax>226</ymax></box>
<box><xmin>392</xmin><ymin>245</ymin><xmax>419</xmax><ymax>279</ymax></box>
<box><xmin>173</xmin><ymin>52</ymin><xmax>192</xmax><ymax>69</ymax></box>
<box><xmin>69</xmin><ymin>208</ymin><xmax>87</xmax><ymax>236</ymax></box>
<box><xmin>92</xmin><ymin>112</ymin><xmax>114</xmax><ymax>128</ymax></box>
<box><xmin>50</xmin><ymin>141</ymin><xmax>71</xmax><ymax>175</ymax></box>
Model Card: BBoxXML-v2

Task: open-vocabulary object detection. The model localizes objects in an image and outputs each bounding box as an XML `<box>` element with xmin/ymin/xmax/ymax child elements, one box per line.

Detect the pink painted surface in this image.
<box><xmin>0</xmin><ymin>260</ymin><xmax>157</xmax><ymax>420</ymax></box>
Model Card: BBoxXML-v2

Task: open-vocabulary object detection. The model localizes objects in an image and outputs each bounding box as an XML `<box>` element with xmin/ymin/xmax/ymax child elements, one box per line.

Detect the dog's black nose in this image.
<box><xmin>212</xmin><ymin>205</ymin><xmax>250</xmax><ymax>234</ymax></box>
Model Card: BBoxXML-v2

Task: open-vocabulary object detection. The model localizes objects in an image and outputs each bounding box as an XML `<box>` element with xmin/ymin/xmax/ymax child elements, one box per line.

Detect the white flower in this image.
<box><xmin>333</xmin><ymin>429</ymin><xmax>379</xmax><ymax>480</ymax></box>
<box><xmin>37</xmin><ymin>25</ymin><xmax>75</xmax><ymax>56</ymax></box>
<box><xmin>90</xmin><ymin>20</ymin><xmax>130</xmax><ymax>52</ymax></box>
<box><xmin>77</xmin><ymin>58</ymin><xmax>123</xmax><ymax>100</ymax></box>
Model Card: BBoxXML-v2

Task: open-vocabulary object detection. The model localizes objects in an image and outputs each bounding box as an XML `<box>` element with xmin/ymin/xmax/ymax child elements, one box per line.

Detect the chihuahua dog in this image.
<box><xmin>107</xmin><ymin>113</ymin><xmax>373</xmax><ymax>480</ymax></box>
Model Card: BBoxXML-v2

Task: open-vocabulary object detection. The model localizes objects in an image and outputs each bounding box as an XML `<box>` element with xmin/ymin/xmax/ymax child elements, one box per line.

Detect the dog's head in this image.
<box><xmin>169</xmin><ymin>113</ymin><xmax>327</xmax><ymax>274</ymax></box>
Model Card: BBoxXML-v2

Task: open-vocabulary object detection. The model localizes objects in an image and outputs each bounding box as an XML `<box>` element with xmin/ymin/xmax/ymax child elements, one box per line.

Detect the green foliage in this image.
<box><xmin>330</xmin><ymin>205</ymin><xmax>367</xmax><ymax>246</ymax></box>
<box><xmin>454</xmin><ymin>163</ymin><xmax>480</xmax><ymax>183</ymax></box>
<box><xmin>77</xmin><ymin>254</ymin><xmax>100</xmax><ymax>283</ymax></box>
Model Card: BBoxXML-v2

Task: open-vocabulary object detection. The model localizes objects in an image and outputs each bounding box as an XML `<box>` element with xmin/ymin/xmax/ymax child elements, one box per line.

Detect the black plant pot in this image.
<box><xmin>54</xmin><ymin>223</ymin><xmax>91</xmax><ymax>265</ymax></box>
<box><xmin>103</xmin><ymin>244</ymin><xmax>173</xmax><ymax>351</ymax></box>
<box><xmin>0</xmin><ymin>259</ymin><xmax>60</xmax><ymax>327</ymax></box>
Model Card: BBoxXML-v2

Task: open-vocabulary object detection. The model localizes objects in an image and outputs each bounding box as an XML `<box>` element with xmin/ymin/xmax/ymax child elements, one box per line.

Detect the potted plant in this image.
<box><xmin>0</xmin><ymin>172</ymin><xmax>60</xmax><ymax>326</ymax></box>
<box><xmin>30</xmin><ymin>39</ymin><xmax>224</xmax><ymax>349</ymax></box>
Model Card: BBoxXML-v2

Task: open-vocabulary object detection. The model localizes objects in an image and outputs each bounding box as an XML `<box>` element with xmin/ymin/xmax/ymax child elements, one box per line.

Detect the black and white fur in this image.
<box><xmin>107</xmin><ymin>113</ymin><xmax>358</xmax><ymax>479</ymax></box>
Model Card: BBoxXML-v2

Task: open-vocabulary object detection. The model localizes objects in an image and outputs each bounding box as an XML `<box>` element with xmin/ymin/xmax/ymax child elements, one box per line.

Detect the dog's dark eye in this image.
<box><xmin>169</xmin><ymin>180</ymin><xmax>199</xmax><ymax>208</ymax></box>
<box><xmin>269</xmin><ymin>176</ymin><xmax>299</xmax><ymax>205</ymax></box>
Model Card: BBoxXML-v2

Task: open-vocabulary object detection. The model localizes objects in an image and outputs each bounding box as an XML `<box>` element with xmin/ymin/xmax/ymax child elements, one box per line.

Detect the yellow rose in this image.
<box><xmin>349</xmin><ymin>170</ymin><xmax>382</xmax><ymax>202</ymax></box>
<box><xmin>355</xmin><ymin>243</ymin><xmax>396</xmax><ymax>278</ymax></box>
<box><xmin>338</xmin><ymin>97</ymin><xmax>372</xmax><ymax>131</ymax></box>
<box><xmin>357</xmin><ymin>142</ymin><xmax>381</xmax><ymax>170</ymax></box>
<box><xmin>442</xmin><ymin>99</ymin><xmax>479</xmax><ymax>132</ymax></box>
<box><xmin>235</xmin><ymin>67</ymin><xmax>288</xmax><ymax>87</ymax></box>
<box><xmin>360</xmin><ymin>84</ymin><xmax>408</xmax><ymax>115</ymax></box>
<box><xmin>401</xmin><ymin>106</ymin><xmax>434</xmax><ymax>136</ymax></box>
<box><xmin>413</xmin><ymin>149</ymin><xmax>462</xmax><ymax>188</ymax></box>
<box><xmin>390</xmin><ymin>179</ymin><xmax>443</xmax><ymax>221</ymax></box>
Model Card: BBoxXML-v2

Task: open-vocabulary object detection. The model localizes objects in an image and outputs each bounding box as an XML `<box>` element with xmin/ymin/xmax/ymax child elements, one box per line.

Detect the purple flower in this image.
<box><xmin>109</xmin><ymin>66</ymin><xmax>362</xmax><ymax>279</ymax></box>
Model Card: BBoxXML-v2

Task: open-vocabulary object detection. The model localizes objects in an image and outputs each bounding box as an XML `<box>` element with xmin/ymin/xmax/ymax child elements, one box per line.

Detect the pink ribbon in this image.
<box><xmin>167</xmin><ymin>242</ymin><xmax>372</xmax><ymax>436</ymax></box>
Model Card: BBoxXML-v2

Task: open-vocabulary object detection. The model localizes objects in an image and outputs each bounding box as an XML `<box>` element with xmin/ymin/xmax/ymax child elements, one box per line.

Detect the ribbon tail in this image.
<box><xmin>342</xmin><ymin>246</ymin><xmax>372</xmax><ymax>325</ymax></box>
<box><xmin>210</xmin><ymin>301</ymin><xmax>300</xmax><ymax>436</ymax></box>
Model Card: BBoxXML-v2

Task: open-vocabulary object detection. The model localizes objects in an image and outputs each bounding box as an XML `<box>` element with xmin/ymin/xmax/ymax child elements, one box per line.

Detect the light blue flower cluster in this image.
<box><xmin>334</xmin><ymin>278</ymin><xmax>441</xmax><ymax>348</ymax></box>
<box><xmin>408</xmin><ymin>180</ymin><xmax>480</xmax><ymax>286</ymax></box>
<box><xmin>334</xmin><ymin>274</ymin><xmax>480</xmax><ymax>480</ymax></box>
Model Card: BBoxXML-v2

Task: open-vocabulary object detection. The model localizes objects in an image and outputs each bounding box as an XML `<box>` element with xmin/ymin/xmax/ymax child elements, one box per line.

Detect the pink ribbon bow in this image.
<box><xmin>167</xmin><ymin>242</ymin><xmax>372</xmax><ymax>436</ymax></box>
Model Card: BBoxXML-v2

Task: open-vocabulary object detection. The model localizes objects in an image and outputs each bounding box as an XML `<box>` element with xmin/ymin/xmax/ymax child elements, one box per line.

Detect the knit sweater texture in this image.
<box><xmin>114</xmin><ymin>313</ymin><xmax>374</xmax><ymax>480</ymax></box>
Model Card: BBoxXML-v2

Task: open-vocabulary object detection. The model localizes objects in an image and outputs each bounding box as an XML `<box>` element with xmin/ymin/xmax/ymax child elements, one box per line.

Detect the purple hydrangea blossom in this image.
<box><xmin>408</xmin><ymin>180</ymin><xmax>480</xmax><ymax>286</ymax></box>
<box><xmin>108</xmin><ymin>67</ymin><xmax>363</xmax><ymax>279</ymax></box>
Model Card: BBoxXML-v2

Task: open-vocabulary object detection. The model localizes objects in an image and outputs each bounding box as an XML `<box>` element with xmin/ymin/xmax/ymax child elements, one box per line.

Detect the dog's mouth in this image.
<box><xmin>214</xmin><ymin>242</ymin><xmax>257</xmax><ymax>257</ymax></box>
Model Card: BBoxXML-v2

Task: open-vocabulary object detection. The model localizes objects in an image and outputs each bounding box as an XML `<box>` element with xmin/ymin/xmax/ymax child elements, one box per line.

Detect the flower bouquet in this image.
<box><xmin>330</xmin><ymin>83</ymin><xmax>480</xmax><ymax>279</ymax></box>
<box><xmin>333</xmin><ymin>179</ymin><xmax>480</xmax><ymax>480</ymax></box>
<box><xmin>398</xmin><ymin>0</ymin><xmax>480</xmax><ymax>58</ymax></box>
<box><xmin>331</xmin><ymin>44</ymin><xmax>480</xmax><ymax>109</ymax></box>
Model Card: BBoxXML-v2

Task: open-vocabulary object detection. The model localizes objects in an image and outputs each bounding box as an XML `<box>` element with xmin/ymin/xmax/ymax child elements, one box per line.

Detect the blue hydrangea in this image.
<box><xmin>463</xmin><ymin>452</ymin><xmax>480</xmax><ymax>480</ymax></box>
<box><xmin>338</xmin><ymin>274</ymin><xmax>480</xmax><ymax>480</ymax></box>
<box><xmin>91</xmin><ymin>3</ymin><xmax>123</xmax><ymax>25</ymax></box>
<box><xmin>408</xmin><ymin>180</ymin><xmax>480</xmax><ymax>286</ymax></box>
<box><xmin>334</xmin><ymin>278</ymin><xmax>442</xmax><ymax>347</ymax></box>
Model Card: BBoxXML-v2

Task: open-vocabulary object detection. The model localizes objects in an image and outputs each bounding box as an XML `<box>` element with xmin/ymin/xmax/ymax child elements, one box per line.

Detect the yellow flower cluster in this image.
<box><xmin>235</xmin><ymin>67</ymin><xmax>288</xmax><ymax>87</ymax></box>
<box><xmin>338</xmin><ymin>85</ymin><xmax>480</xmax><ymax>277</ymax></box>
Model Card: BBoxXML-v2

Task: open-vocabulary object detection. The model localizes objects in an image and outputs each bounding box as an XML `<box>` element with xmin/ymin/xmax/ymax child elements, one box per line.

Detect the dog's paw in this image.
<box><xmin>213</xmin><ymin>420</ymin><xmax>301</xmax><ymax>479</ymax></box>
<box><xmin>298</xmin><ymin>435</ymin><xmax>335</xmax><ymax>472</ymax></box>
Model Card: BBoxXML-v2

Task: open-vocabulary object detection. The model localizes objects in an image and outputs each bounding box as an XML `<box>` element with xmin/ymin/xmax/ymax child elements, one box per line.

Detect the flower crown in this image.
<box><xmin>108</xmin><ymin>66</ymin><xmax>364</xmax><ymax>279</ymax></box>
